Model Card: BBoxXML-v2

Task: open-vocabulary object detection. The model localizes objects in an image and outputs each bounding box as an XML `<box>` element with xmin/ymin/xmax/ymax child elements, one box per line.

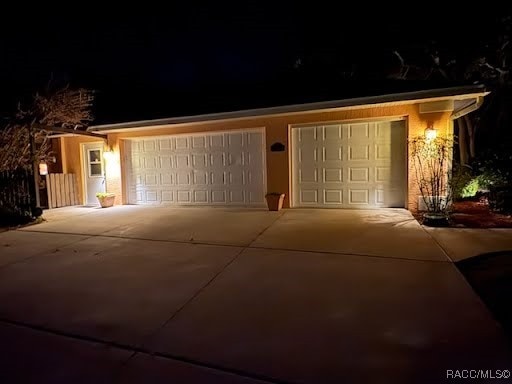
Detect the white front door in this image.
<box><xmin>124</xmin><ymin>129</ymin><xmax>266</xmax><ymax>206</ymax></box>
<box><xmin>291</xmin><ymin>119</ymin><xmax>406</xmax><ymax>208</ymax></box>
<box><xmin>82</xmin><ymin>142</ymin><xmax>106</xmax><ymax>205</ymax></box>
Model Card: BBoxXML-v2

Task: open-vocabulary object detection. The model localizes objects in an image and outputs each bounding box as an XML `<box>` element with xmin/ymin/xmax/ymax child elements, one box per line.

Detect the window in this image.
<box><xmin>88</xmin><ymin>149</ymin><xmax>103</xmax><ymax>177</ymax></box>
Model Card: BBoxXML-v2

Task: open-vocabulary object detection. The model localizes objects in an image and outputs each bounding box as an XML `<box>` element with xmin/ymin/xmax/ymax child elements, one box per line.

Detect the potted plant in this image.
<box><xmin>265</xmin><ymin>192</ymin><xmax>285</xmax><ymax>211</ymax></box>
<box><xmin>96</xmin><ymin>192</ymin><xmax>116</xmax><ymax>208</ymax></box>
<box><xmin>410</xmin><ymin>134</ymin><xmax>453</xmax><ymax>226</ymax></box>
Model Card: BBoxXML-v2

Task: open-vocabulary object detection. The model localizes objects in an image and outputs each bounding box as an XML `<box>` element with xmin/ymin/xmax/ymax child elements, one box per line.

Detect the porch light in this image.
<box><xmin>103</xmin><ymin>150</ymin><xmax>114</xmax><ymax>161</ymax></box>
<box><xmin>424</xmin><ymin>126</ymin><xmax>437</xmax><ymax>140</ymax></box>
<box><xmin>39</xmin><ymin>162</ymin><xmax>48</xmax><ymax>176</ymax></box>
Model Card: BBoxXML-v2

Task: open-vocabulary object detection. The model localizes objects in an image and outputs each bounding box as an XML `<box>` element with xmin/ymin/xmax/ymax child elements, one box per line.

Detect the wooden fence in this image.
<box><xmin>46</xmin><ymin>173</ymin><xmax>79</xmax><ymax>209</ymax></box>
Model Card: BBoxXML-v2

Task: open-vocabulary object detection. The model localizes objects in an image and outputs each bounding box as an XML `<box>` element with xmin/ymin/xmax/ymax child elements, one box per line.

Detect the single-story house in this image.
<box><xmin>54</xmin><ymin>85</ymin><xmax>488</xmax><ymax>212</ymax></box>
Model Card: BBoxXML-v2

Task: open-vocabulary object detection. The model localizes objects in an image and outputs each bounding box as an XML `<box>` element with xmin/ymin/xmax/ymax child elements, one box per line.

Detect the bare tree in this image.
<box><xmin>0</xmin><ymin>86</ymin><xmax>94</xmax><ymax>172</ymax></box>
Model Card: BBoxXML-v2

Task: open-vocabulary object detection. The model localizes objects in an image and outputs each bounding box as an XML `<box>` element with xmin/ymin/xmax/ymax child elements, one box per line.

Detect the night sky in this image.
<box><xmin>0</xmin><ymin>6</ymin><xmax>505</xmax><ymax>124</ymax></box>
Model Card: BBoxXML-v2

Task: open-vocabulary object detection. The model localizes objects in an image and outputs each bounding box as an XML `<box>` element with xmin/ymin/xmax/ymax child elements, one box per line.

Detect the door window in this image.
<box><xmin>88</xmin><ymin>149</ymin><xmax>103</xmax><ymax>177</ymax></box>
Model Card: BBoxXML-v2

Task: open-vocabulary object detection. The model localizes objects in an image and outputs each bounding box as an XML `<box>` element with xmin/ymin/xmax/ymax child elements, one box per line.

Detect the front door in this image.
<box><xmin>82</xmin><ymin>143</ymin><xmax>106</xmax><ymax>205</ymax></box>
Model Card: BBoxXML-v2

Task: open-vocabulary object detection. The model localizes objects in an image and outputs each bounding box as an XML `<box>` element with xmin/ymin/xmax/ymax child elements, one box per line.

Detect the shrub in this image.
<box><xmin>451</xmin><ymin>164</ymin><xmax>474</xmax><ymax>200</ymax></box>
<box><xmin>0</xmin><ymin>205</ymin><xmax>33</xmax><ymax>226</ymax></box>
<box><xmin>473</xmin><ymin>147</ymin><xmax>512</xmax><ymax>189</ymax></box>
<box><xmin>461</xmin><ymin>178</ymin><xmax>480</xmax><ymax>198</ymax></box>
<box><xmin>95</xmin><ymin>192</ymin><xmax>115</xmax><ymax>199</ymax></box>
<box><xmin>410</xmin><ymin>135</ymin><xmax>454</xmax><ymax>214</ymax></box>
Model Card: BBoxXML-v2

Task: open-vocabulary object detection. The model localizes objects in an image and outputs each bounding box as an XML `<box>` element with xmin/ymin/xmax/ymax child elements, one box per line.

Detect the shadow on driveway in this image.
<box><xmin>457</xmin><ymin>250</ymin><xmax>512</xmax><ymax>345</ymax></box>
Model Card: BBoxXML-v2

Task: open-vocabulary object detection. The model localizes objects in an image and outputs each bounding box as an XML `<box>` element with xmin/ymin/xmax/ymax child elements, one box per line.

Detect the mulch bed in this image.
<box><xmin>450</xmin><ymin>199</ymin><xmax>512</xmax><ymax>228</ymax></box>
<box><xmin>414</xmin><ymin>198</ymin><xmax>512</xmax><ymax>228</ymax></box>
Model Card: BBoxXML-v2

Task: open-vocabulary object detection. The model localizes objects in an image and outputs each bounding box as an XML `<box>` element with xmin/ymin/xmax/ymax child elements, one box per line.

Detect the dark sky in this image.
<box><xmin>0</xmin><ymin>5</ymin><xmax>506</xmax><ymax>124</ymax></box>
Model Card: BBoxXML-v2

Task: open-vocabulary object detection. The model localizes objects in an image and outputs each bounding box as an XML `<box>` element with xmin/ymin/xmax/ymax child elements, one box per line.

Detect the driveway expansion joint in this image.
<box><xmin>0</xmin><ymin>234</ymin><xmax>95</xmax><ymax>271</ymax></box>
<box><xmin>138</xmin><ymin>246</ymin><xmax>247</xmax><ymax>350</ymax></box>
<box><xmin>419</xmin><ymin>226</ymin><xmax>454</xmax><ymax>263</ymax></box>
<box><xmin>0</xmin><ymin>318</ymin><xmax>284</xmax><ymax>384</ymax></box>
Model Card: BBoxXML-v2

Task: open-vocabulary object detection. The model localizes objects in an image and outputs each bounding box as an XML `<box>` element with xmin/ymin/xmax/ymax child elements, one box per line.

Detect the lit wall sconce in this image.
<box><xmin>103</xmin><ymin>147</ymin><xmax>114</xmax><ymax>161</ymax></box>
<box><xmin>39</xmin><ymin>162</ymin><xmax>48</xmax><ymax>176</ymax></box>
<box><xmin>424</xmin><ymin>126</ymin><xmax>437</xmax><ymax>140</ymax></box>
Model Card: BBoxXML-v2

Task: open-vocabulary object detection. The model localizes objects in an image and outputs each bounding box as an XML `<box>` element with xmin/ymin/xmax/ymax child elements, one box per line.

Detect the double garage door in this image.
<box><xmin>124</xmin><ymin>120</ymin><xmax>406</xmax><ymax>208</ymax></box>
<box><xmin>291</xmin><ymin>119</ymin><xmax>406</xmax><ymax>208</ymax></box>
<box><xmin>125</xmin><ymin>129</ymin><xmax>266</xmax><ymax>205</ymax></box>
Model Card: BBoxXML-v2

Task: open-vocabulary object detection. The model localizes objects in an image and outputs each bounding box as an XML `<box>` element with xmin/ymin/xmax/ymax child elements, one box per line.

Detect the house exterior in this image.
<box><xmin>55</xmin><ymin>85</ymin><xmax>488</xmax><ymax>212</ymax></box>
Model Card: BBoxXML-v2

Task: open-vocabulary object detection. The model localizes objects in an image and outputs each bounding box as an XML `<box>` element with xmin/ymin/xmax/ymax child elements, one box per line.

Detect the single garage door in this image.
<box><xmin>291</xmin><ymin>119</ymin><xmax>406</xmax><ymax>208</ymax></box>
<box><xmin>125</xmin><ymin>129</ymin><xmax>266</xmax><ymax>205</ymax></box>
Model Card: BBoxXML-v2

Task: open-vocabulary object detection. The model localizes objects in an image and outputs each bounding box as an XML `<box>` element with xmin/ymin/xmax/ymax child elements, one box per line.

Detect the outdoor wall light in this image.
<box><xmin>424</xmin><ymin>126</ymin><xmax>437</xmax><ymax>140</ymax></box>
<box><xmin>103</xmin><ymin>148</ymin><xmax>115</xmax><ymax>161</ymax></box>
<box><xmin>39</xmin><ymin>162</ymin><xmax>48</xmax><ymax>176</ymax></box>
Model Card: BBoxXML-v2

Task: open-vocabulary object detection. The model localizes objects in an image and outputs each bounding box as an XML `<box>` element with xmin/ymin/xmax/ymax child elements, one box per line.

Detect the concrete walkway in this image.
<box><xmin>0</xmin><ymin>206</ymin><xmax>510</xmax><ymax>383</ymax></box>
<box><xmin>425</xmin><ymin>227</ymin><xmax>512</xmax><ymax>262</ymax></box>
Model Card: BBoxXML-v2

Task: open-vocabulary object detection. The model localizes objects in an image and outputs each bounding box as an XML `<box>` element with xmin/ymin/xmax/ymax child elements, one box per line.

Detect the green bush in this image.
<box><xmin>473</xmin><ymin>147</ymin><xmax>512</xmax><ymax>189</ymax></box>
<box><xmin>461</xmin><ymin>178</ymin><xmax>479</xmax><ymax>198</ymax></box>
<box><xmin>451</xmin><ymin>165</ymin><xmax>474</xmax><ymax>200</ymax></box>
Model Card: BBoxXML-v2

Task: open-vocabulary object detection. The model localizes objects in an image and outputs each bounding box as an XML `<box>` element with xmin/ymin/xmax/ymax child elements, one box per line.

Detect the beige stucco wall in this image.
<box><xmin>61</xmin><ymin>103</ymin><xmax>452</xmax><ymax>211</ymax></box>
<box><xmin>60</xmin><ymin>135</ymin><xmax>106</xmax><ymax>205</ymax></box>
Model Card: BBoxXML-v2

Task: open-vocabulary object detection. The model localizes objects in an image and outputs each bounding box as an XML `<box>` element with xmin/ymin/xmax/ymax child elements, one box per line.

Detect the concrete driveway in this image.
<box><xmin>0</xmin><ymin>206</ymin><xmax>510</xmax><ymax>383</ymax></box>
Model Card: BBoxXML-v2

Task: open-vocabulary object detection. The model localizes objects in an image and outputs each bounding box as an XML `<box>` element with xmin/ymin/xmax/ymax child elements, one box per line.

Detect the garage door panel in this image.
<box><xmin>375</xmin><ymin>167</ymin><xmax>390</xmax><ymax>182</ymax></box>
<box><xmin>145</xmin><ymin>174</ymin><xmax>158</xmax><ymax>186</ymax></box>
<box><xmin>176</xmin><ymin>154</ymin><xmax>190</xmax><ymax>168</ymax></box>
<box><xmin>323</xmin><ymin>168</ymin><xmax>341</xmax><ymax>183</ymax></box>
<box><xmin>161</xmin><ymin>173</ymin><xmax>173</xmax><ymax>186</ymax></box>
<box><xmin>133</xmin><ymin>174</ymin><xmax>144</xmax><ymax>187</ymax></box>
<box><xmin>192</xmin><ymin>136</ymin><xmax>207</xmax><ymax>149</ymax></box>
<box><xmin>323</xmin><ymin>125</ymin><xmax>342</xmax><ymax>140</ymax></box>
<box><xmin>158</xmin><ymin>138</ymin><xmax>172</xmax><ymax>151</ymax></box>
<box><xmin>210</xmin><ymin>171</ymin><xmax>226</xmax><ymax>185</ymax></box>
<box><xmin>300</xmin><ymin>190</ymin><xmax>318</xmax><ymax>204</ymax></box>
<box><xmin>375</xmin><ymin>144</ymin><xmax>391</xmax><ymax>160</ymax></box>
<box><xmin>349</xmin><ymin>167</ymin><xmax>369</xmax><ymax>182</ymax></box>
<box><xmin>248</xmin><ymin>132</ymin><xmax>263</xmax><ymax>147</ymax></box>
<box><xmin>210</xmin><ymin>153</ymin><xmax>226</xmax><ymax>167</ymax></box>
<box><xmin>299</xmin><ymin>148</ymin><xmax>317</xmax><ymax>163</ymax></box>
<box><xmin>249</xmin><ymin>190</ymin><xmax>264</xmax><ymax>203</ymax></box>
<box><xmin>349</xmin><ymin>189</ymin><xmax>369</xmax><ymax>205</ymax></box>
<box><xmin>126</xmin><ymin>130</ymin><xmax>265</xmax><ymax>206</ymax></box>
<box><xmin>348</xmin><ymin>145</ymin><xmax>370</xmax><ymax>161</ymax></box>
<box><xmin>299</xmin><ymin>127</ymin><xmax>317</xmax><ymax>142</ymax></box>
<box><xmin>228</xmin><ymin>133</ymin><xmax>244</xmax><ymax>148</ymax></box>
<box><xmin>228</xmin><ymin>152</ymin><xmax>244</xmax><ymax>166</ymax></box>
<box><xmin>192</xmin><ymin>154</ymin><xmax>207</xmax><ymax>168</ymax></box>
<box><xmin>177</xmin><ymin>190</ymin><xmax>191</xmax><ymax>203</ymax></box>
<box><xmin>209</xmin><ymin>135</ymin><xmax>225</xmax><ymax>149</ymax></box>
<box><xmin>323</xmin><ymin>146</ymin><xmax>342</xmax><ymax>161</ymax></box>
<box><xmin>193</xmin><ymin>190</ymin><xmax>208</xmax><ymax>203</ymax></box>
<box><xmin>161</xmin><ymin>190</ymin><xmax>173</xmax><ymax>202</ymax></box>
<box><xmin>375</xmin><ymin>189</ymin><xmax>385</xmax><ymax>204</ymax></box>
<box><xmin>348</xmin><ymin>123</ymin><xmax>369</xmax><ymax>139</ymax></box>
<box><xmin>211</xmin><ymin>190</ymin><xmax>226</xmax><ymax>203</ymax></box>
<box><xmin>146</xmin><ymin>190</ymin><xmax>159</xmax><ymax>203</ymax></box>
<box><xmin>175</xmin><ymin>137</ymin><xmax>189</xmax><ymax>150</ymax></box>
<box><xmin>293</xmin><ymin>121</ymin><xmax>405</xmax><ymax>208</ymax></box>
<box><xmin>229</xmin><ymin>190</ymin><xmax>245</xmax><ymax>203</ymax></box>
<box><xmin>143</xmin><ymin>140</ymin><xmax>157</xmax><ymax>152</ymax></box>
<box><xmin>300</xmin><ymin>168</ymin><xmax>318</xmax><ymax>183</ymax></box>
<box><xmin>159</xmin><ymin>156</ymin><xmax>173</xmax><ymax>169</ymax></box>
<box><xmin>176</xmin><ymin>172</ymin><xmax>191</xmax><ymax>185</ymax></box>
<box><xmin>193</xmin><ymin>171</ymin><xmax>208</xmax><ymax>185</ymax></box>
<box><xmin>324</xmin><ymin>190</ymin><xmax>343</xmax><ymax>204</ymax></box>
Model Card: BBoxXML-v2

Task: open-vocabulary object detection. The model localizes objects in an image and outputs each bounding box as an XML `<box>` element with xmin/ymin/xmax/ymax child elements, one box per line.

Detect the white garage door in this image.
<box><xmin>292</xmin><ymin>120</ymin><xmax>406</xmax><ymax>208</ymax></box>
<box><xmin>125</xmin><ymin>130</ymin><xmax>266</xmax><ymax>206</ymax></box>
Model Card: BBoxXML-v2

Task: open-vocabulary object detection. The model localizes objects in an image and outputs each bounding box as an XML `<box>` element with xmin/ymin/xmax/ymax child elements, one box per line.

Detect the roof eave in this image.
<box><xmin>88</xmin><ymin>85</ymin><xmax>489</xmax><ymax>133</ymax></box>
